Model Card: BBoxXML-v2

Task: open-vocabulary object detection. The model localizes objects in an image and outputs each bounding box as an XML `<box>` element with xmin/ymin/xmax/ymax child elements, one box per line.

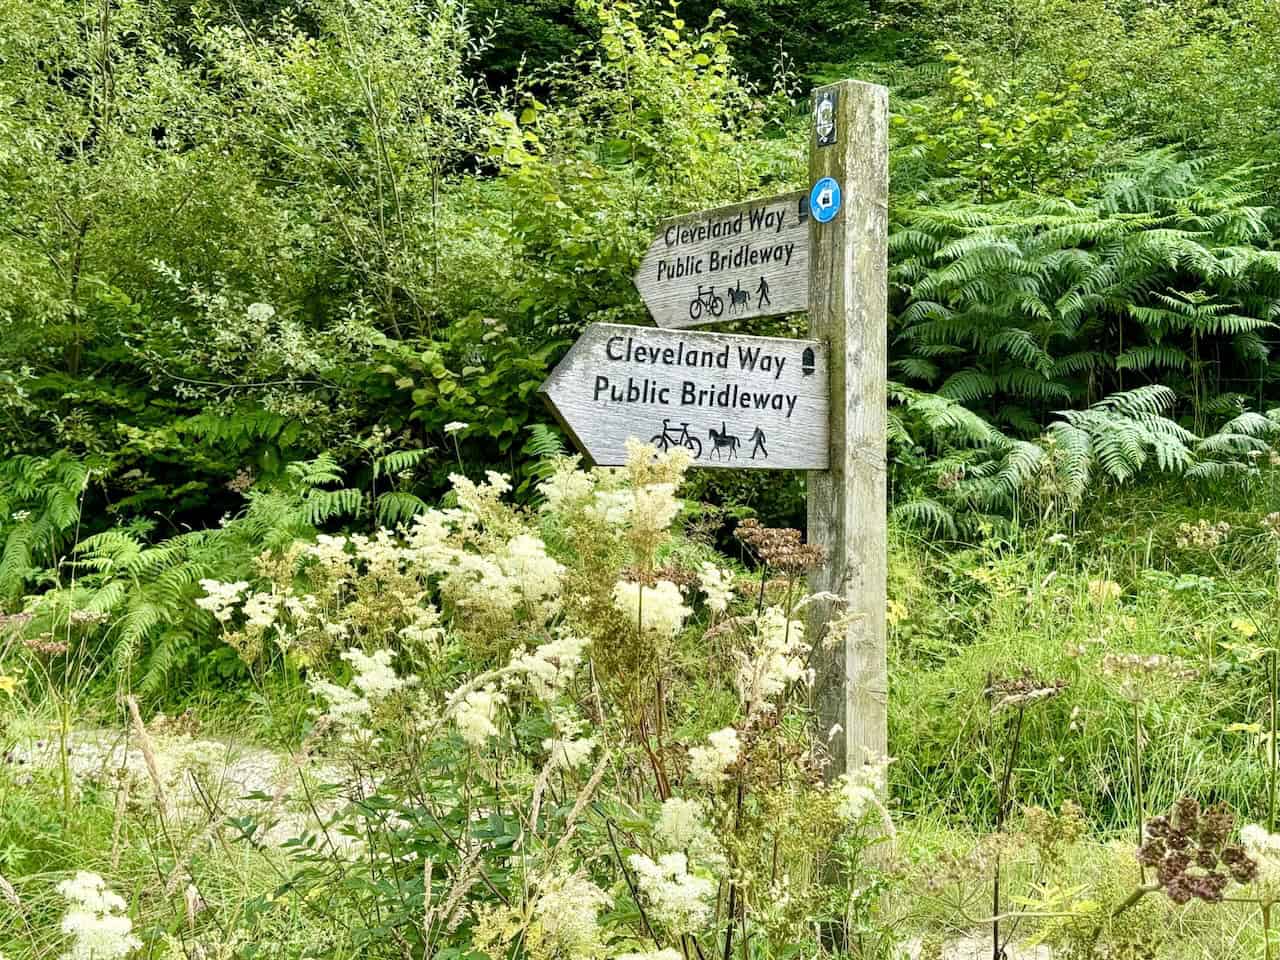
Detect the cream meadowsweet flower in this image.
<box><xmin>628</xmin><ymin>852</ymin><xmax>715</xmax><ymax>933</ymax></box>
<box><xmin>498</xmin><ymin>534</ymin><xmax>564</xmax><ymax>605</ymax></box>
<box><xmin>399</xmin><ymin>603</ymin><xmax>446</xmax><ymax>650</ymax></box>
<box><xmin>587</xmin><ymin>488</ymin><xmax>633</xmax><ymax>526</ymax></box>
<box><xmin>613</xmin><ymin>580</ymin><xmax>691</xmax><ymax>640</ymax></box>
<box><xmin>56</xmin><ymin>872</ymin><xmax>140</xmax><ymax>960</ymax></box>
<box><xmin>543</xmin><ymin>733</ymin><xmax>596</xmax><ymax>770</ymax></box>
<box><xmin>615</xmin><ymin>951</ymin><xmax>683</xmax><ymax>960</ymax></box>
<box><xmin>531</xmin><ymin>872</ymin><xmax>610</xmax><ymax>959</ymax></box>
<box><xmin>686</xmin><ymin>727</ymin><xmax>740</xmax><ymax>786</ymax></box>
<box><xmin>734</xmin><ymin>607</ymin><xmax>810</xmax><ymax>716</ymax></box>
<box><xmin>195</xmin><ymin>579</ymin><xmax>250</xmax><ymax>622</ymax></box>
<box><xmin>538</xmin><ymin>458</ymin><xmax>595</xmax><ymax>513</ymax></box>
<box><xmin>242</xmin><ymin>592</ymin><xmax>281</xmax><ymax>631</ymax></box>
<box><xmin>309</xmin><ymin>679</ymin><xmax>372</xmax><ymax>725</ymax></box>
<box><xmin>444</xmin><ymin>421</ymin><xmax>468</xmax><ymax>434</ymax></box>
<box><xmin>542</xmin><ymin>708</ymin><xmax>596</xmax><ymax>771</ymax></box>
<box><xmin>309</xmin><ymin>648</ymin><xmax>414</xmax><ymax>733</ymax></box>
<box><xmin>454</xmin><ymin>684</ymin><xmax>506</xmax><ymax>746</ymax></box>
<box><xmin>510</xmin><ymin>632</ymin><xmax>589</xmax><ymax>700</ymax></box>
<box><xmin>655</xmin><ymin>797</ymin><xmax>725</xmax><ymax>872</ymax></box>
<box><xmin>307</xmin><ymin>533</ymin><xmax>353</xmax><ymax>577</ymax></box>
<box><xmin>834</xmin><ymin>758</ymin><xmax>890</xmax><ymax>823</ymax></box>
<box><xmin>697</xmin><ymin>562</ymin><xmax>735</xmax><ymax>614</ymax></box>
<box><xmin>343</xmin><ymin>648</ymin><xmax>414</xmax><ymax>700</ymax></box>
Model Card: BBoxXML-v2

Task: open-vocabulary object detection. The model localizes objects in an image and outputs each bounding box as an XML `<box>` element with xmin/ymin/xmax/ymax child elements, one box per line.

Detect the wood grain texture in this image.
<box><xmin>634</xmin><ymin>192</ymin><xmax>810</xmax><ymax>329</ymax></box>
<box><xmin>539</xmin><ymin>323</ymin><xmax>828</xmax><ymax>470</ymax></box>
<box><xmin>805</xmin><ymin>80</ymin><xmax>890</xmax><ymax>777</ymax></box>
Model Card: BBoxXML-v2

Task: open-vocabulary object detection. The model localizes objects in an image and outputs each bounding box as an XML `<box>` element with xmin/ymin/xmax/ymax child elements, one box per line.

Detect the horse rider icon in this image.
<box><xmin>749</xmin><ymin>426</ymin><xmax>767</xmax><ymax>460</ymax></box>
<box><xmin>755</xmin><ymin>276</ymin><xmax>771</xmax><ymax>309</ymax></box>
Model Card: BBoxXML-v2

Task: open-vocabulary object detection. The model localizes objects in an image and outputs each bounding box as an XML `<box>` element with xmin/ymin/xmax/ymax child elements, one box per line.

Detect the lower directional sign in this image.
<box><xmin>539</xmin><ymin>323</ymin><xmax>829</xmax><ymax>470</ymax></box>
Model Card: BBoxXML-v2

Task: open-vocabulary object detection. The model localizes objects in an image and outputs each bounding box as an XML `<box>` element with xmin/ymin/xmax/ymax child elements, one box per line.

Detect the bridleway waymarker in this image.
<box><xmin>633</xmin><ymin>191</ymin><xmax>810</xmax><ymax>329</ymax></box>
<box><xmin>538</xmin><ymin>323</ymin><xmax>829</xmax><ymax>471</ymax></box>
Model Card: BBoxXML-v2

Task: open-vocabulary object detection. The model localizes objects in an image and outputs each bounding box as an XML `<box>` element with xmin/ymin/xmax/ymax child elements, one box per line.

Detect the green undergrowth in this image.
<box><xmin>889</xmin><ymin>476</ymin><xmax>1280</xmax><ymax>831</ymax></box>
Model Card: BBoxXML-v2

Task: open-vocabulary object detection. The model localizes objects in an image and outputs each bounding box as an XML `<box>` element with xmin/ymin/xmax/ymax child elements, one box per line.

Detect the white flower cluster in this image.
<box><xmin>734</xmin><ymin>607</ymin><xmax>810</xmax><ymax>716</ymax></box>
<box><xmin>542</xmin><ymin>707</ymin><xmax>596</xmax><ymax>771</ymax></box>
<box><xmin>628</xmin><ymin>852</ymin><xmax>715</xmax><ymax>933</ymax></box>
<box><xmin>655</xmin><ymin>797</ymin><xmax>725</xmax><ymax>872</ymax></box>
<box><xmin>616</xmin><ymin>952</ymin><xmax>682</xmax><ymax>960</ymax></box>
<box><xmin>242</xmin><ymin>591</ymin><xmax>281</xmax><ymax>631</ymax></box>
<box><xmin>57</xmin><ymin>872</ymin><xmax>140</xmax><ymax>960</ymax></box>
<box><xmin>510</xmin><ymin>632</ymin><xmax>589</xmax><ymax>700</ymax></box>
<box><xmin>399</xmin><ymin>603</ymin><xmax>445</xmax><ymax>651</ymax></box>
<box><xmin>1241</xmin><ymin>824</ymin><xmax>1280</xmax><ymax>895</ymax></box>
<box><xmin>697</xmin><ymin>562</ymin><xmax>735</xmax><ymax>615</ymax></box>
<box><xmin>613</xmin><ymin>580</ymin><xmax>691</xmax><ymax>640</ymax></box>
<box><xmin>308</xmin><ymin>533</ymin><xmax>354</xmax><ymax>577</ymax></box>
<box><xmin>195</xmin><ymin>579</ymin><xmax>249</xmax><ymax>623</ymax></box>
<box><xmin>532</xmin><ymin>871</ymin><xmax>610</xmax><ymax>959</ymax></box>
<box><xmin>834</xmin><ymin>755</ymin><xmax>892</xmax><ymax>824</ymax></box>
<box><xmin>407</xmin><ymin>501</ymin><xmax>564</xmax><ymax>626</ymax></box>
<box><xmin>539</xmin><ymin>441</ymin><xmax>688</xmax><ymax>544</ymax></box>
<box><xmin>309</xmin><ymin>648</ymin><xmax>415</xmax><ymax>733</ymax></box>
<box><xmin>447</xmin><ymin>631</ymin><xmax>592</xmax><ymax>749</ymax></box>
<box><xmin>538</xmin><ymin>457</ymin><xmax>595</xmax><ymax>514</ymax></box>
<box><xmin>497</xmin><ymin>534</ymin><xmax>565</xmax><ymax>611</ymax></box>
<box><xmin>630</xmin><ymin>482</ymin><xmax>682</xmax><ymax>534</ymax></box>
<box><xmin>586</xmin><ymin>487</ymin><xmax>633</xmax><ymax>526</ymax></box>
<box><xmin>454</xmin><ymin>684</ymin><xmax>506</xmax><ymax>747</ymax></box>
<box><xmin>686</xmin><ymin>726</ymin><xmax>740</xmax><ymax>786</ymax></box>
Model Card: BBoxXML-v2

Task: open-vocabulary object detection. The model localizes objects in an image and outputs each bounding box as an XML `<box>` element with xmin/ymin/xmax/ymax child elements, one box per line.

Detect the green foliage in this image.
<box><xmin>896</xmin><ymin>45</ymin><xmax>1105</xmax><ymax>202</ymax></box>
<box><xmin>888</xmin><ymin>481</ymin><xmax>1280</xmax><ymax>829</ymax></box>
<box><xmin>891</xmin><ymin>151</ymin><xmax>1280</xmax><ymax>435</ymax></box>
<box><xmin>0</xmin><ymin>453</ymin><xmax>90</xmax><ymax>604</ymax></box>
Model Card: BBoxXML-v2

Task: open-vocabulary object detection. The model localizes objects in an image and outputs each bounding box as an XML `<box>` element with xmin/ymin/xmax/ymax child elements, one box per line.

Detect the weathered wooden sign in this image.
<box><xmin>539</xmin><ymin>77</ymin><xmax>888</xmax><ymax>781</ymax></box>
<box><xmin>539</xmin><ymin>323</ymin><xmax>828</xmax><ymax>470</ymax></box>
<box><xmin>633</xmin><ymin>192</ymin><xmax>810</xmax><ymax>329</ymax></box>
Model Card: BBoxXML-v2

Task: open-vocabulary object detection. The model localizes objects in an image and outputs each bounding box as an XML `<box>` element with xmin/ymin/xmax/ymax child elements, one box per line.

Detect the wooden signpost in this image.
<box><xmin>804</xmin><ymin>81</ymin><xmax>890</xmax><ymax>776</ymax></box>
<box><xmin>540</xmin><ymin>79</ymin><xmax>888</xmax><ymax>778</ymax></box>
<box><xmin>634</xmin><ymin>192</ymin><xmax>810</xmax><ymax>329</ymax></box>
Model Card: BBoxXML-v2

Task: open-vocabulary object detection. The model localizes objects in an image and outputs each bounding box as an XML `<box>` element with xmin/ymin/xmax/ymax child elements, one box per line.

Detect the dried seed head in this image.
<box><xmin>984</xmin><ymin>668</ymin><xmax>1068</xmax><ymax>713</ymax></box>
<box><xmin>1175</xmin><ymin>519</ymin><xmax>1231</xmax><ymax>551</ymax></box>
<box><xmin>734</xmin><ymin>520</ymin><xmax>826</xmax><ymax>574</ymax></box>
<box><xmin>1137</xmin><ymin>799</ymin><xmax>1254</xmax><ymax>905</ymax></box>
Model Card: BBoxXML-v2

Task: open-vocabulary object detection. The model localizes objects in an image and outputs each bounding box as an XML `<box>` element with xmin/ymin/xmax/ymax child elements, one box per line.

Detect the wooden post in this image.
<box><xmin>806</xmin><ymin>80</ymin><xmax>889</xmax><ymax>778</ymax></box>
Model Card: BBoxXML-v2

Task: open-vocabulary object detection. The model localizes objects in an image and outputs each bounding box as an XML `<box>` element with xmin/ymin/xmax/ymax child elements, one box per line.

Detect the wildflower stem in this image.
<box><xmin>1080</xmin><ymin>881</ymin><xmax>1162</xmax><ymax>952</ymax></box>
<box><xmin>58</xmin><ymin>694</ymin><xmax>72</xmax><ymax>826</ymax></box>
<box><xmin>1114</xmin><ymin>883</ymin><xmax>1160</xmax><ymax>917</ymax></box>
<box><xmin>605</xmin><ymin>817</ymin><xmax>656</xmax><ymax>942</ymax></box>
<box><xmin>1270</xmin><ymin>648</ymin><xmax>1278</xmax><ymax>834</ymax></box>
<box><xmin>992</xmin><ymin>703</ymin><xmax>1026</xmax><ymax>960</ymax></box>
<box><xmin>1265</xmin><ymin>901</ymin><xmax>1274</xmax><ymax>960</ymax></box>
<box><xmin>1134</xmin><ymin>700</ymin><xmax>1145</xmax><ymax>883</ymax></box>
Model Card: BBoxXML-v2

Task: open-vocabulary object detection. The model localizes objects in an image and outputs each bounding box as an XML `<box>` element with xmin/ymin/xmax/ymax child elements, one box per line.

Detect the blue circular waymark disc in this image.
<box><xmin>810</xmin><ymin>177</ymin><xmax>842</xmax><ymax>223</ymax></box>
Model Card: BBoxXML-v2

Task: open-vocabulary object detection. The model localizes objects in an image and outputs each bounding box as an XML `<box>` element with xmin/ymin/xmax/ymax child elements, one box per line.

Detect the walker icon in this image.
<box><xmin>810</xmin><ymin>177</ymin><xmax>841</xmax><ymax>224</ymax></box>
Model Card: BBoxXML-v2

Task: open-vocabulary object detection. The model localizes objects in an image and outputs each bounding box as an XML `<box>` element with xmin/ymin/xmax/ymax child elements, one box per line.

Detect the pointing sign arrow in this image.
<box><xmin>540</xmin><ymin>323</ymin><xmax>829</xmax><ymax>470</ymax></box>
<box><xmin>633</xmin><ymin>192</ymin><xmax>810</xmax><ymax>329</ymax></box>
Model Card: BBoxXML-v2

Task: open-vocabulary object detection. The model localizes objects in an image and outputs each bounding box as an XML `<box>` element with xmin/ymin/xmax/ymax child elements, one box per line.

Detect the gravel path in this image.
<box><xmin>4</xmin><ymin>726</ymin><xmax>354</xmax><ymax>848</ymax></box>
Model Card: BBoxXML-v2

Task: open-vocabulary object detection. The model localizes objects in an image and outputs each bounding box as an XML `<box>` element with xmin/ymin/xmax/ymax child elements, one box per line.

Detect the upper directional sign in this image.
<box><xmin>539</xmin><ymin>323</ymin><xmax>829</xmax><ymax>470</ymax></box>
<box><xmin>634</xmin><ymin>192</ymin><xmax>810</xmax><ymax>330</ymax></box>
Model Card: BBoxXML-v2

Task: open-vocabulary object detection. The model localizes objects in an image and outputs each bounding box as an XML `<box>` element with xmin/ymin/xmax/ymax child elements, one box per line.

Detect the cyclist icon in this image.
<box><xmin>688</xmin><ymin>285</ymin><xmax>724</xmax><ymax>323</ymax></box>
<box><xmin>650</xmin><ymin>418</ymin><xmax>703</xmax><ymax>459</ymax></box>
